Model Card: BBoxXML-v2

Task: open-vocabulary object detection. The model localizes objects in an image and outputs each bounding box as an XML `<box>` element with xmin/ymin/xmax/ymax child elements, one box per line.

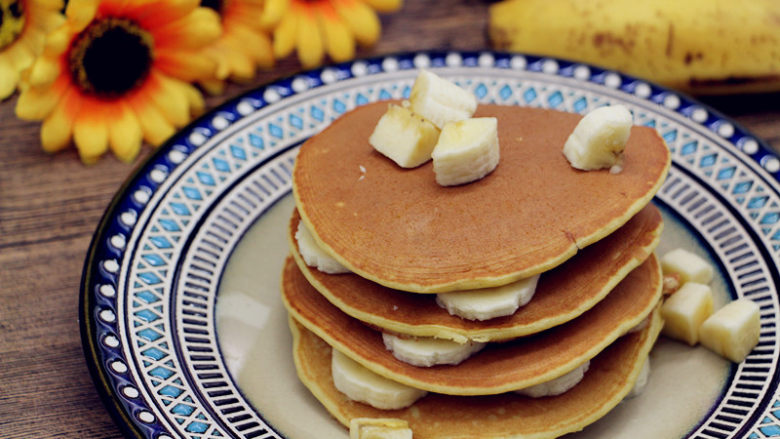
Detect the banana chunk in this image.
<box><xmin>515</xmin><ymin>361</ymin><xmax>590</xmax><ymax>398</ymax></box>
<box><xmin>661</xmin><ymin>282</ymin><xmax>714</xmax><ymax>346</ymax></box>
<box><xmin>382</xmin><ymin>333</ymin><xmax>486</xmax><ymax>367</ymax></box>
<box><xmin>699</xmin><ymin>299</ymin><xmax>761</xmax><ymax>363</ymax></box>
<box><xmin>432</xmin><ymin>117</ymin><xmax>500</xmax><ymax>186</ymax></box>
<box><xmin>661</xmin><ymin>248</ymin><xmax>714</xmax><ymax>284</ymax></box>
<box><xmin>562</xmin><ymin>105</ymin><xmax>633</xmax><ymax>171</ymax></box>
<box><xmin>625</xmin><ymin>358</ymin><xmax>651</xmax><ymax>399</ymax></box>
<box><xmin>369</xmin><ymin>104</ymin><xmax>440</xmax><ymax>168</ymax></box>
<box><xmin>350</xmin><ymin>418</ymin><xmax>413</xmax><ymax>439</ymax></box>
<box><xmin>331</xmin><ymin>349</ymin><xmax>427</xmax><ymax>410</ymax></box>
<box><xmin>436</xmin><ymin>274</ymin><xmax>539</xmax><ymax>321</ymax></box>
<box><xmin>295</xmin><ymin>220</ymin><xmax>350</xmax><ymax>274</ymax></box>
<box><xmin>409</xmin><ymin>70</ymin><xmax>477</xmax><ymax>129</ymax></box>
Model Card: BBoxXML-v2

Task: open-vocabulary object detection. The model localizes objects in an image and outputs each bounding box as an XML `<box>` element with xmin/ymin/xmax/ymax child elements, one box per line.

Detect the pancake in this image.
<box><xmin>293</xmin><ymin>101</ymin><xmax>671</xmax><ymax>293</ymax></box>
<box><xmin>288</xmin><ymin>204</ymin><xmax>662</xmax><ymax>343</ymax></box>
<box><xmin>281</xmin><ymin>254</ymin><xmax>662</xmax><ymax>395</ymax></box>
<box><xmin>289</xmin><ymin>306</ymin><xmax>663</xmax><ymax>439</ymax></box>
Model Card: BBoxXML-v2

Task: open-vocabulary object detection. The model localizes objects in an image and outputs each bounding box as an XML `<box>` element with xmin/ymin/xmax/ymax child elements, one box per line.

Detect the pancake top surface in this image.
<box><xmin>282</xmin><ymin>253</ymin><xmax>662</xmax><ymax>395</ymax></box>
<box><xmin>289</xmin><ymin>307</ymin><xmax>663</xmax><ymax>439</ymax></box>
<box><xmin>288</xmin><ymin>205</ymin><xmax>662</xmax><ymax>342</ymax></box>
<box><xmin>293</xmin><ymin>101</ymin><xmax>670</xmax><ymax>293</ymax></box>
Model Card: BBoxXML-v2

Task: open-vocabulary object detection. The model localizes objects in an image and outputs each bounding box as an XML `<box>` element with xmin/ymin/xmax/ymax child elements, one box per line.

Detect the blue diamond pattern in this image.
<box><xmin>230</xmin><ymin>144</ymin><xmax>246</xmax><ymax>161</ymax></box>
<box><xmin>547</xmin><ymin>91</ymin><xmax>563</xmax><ymax>108</ymax></box>
<box><xmin>289</xmin><ymin>114</ymin><xmax>303</xmax><ymax>130</ymax></box>
<box><xmin>523</xmin><ymin>87</ymin><xmax>537</xmax><ymax>103</ymax></box>
<box><xmin>139</xmin><ymin>272</ymin><xmax>162</xmax><ymax>285</ymax></box>
<box><xmin>573</xmin><ymin>97</ymin><xmax>587</xmax><ymax>113</ymax></box>
<box><xmin>157</xmin><ymin>219</ymin><xmax>181</xmax><ymax>233</ymax></box>
<box><xmin>182</xmin><ymin>187</ymin><xmax>203</xmax><ymax>201</ymax></box>
<box><xmin>169</xmin><ymin>202</ymin><xmax>190</xmax><ymax>216</ymax></box>
<box><xmin>499</xmin><ymin>85</ymin><xmax>512</xmax><ymax>101</ymax></box>
<box><xmin>249</xmin><ymin>133</ymin><xmax>265</xmax><ymax>149</ymax></box>
<box><xmin>474</xmin><ymin>83</ymin><xmax>487</xmax><ymax>99</ymax></box>
<box><xmin>213</xmin><ymin>158</ymin><xmax>230</xmax><ymax>172</ymax></box>
<box><xmin>135</xmin><ymin>309</ymin><xmax>160</xmax><ymax>323</ymax></box>
<box><xmin>332</xmin><ymin>99</ymin><xmax>346</xmax><ymax>114</ymax></box>
<box><xmin>310</xmin><ymin>105</ymin><xmax>324</xmax><ymax>122</ymax></box>
<box><xmin>149</xmin><ymin>236</ymin><xmax>173</xmax><ymax>249</ymax></box>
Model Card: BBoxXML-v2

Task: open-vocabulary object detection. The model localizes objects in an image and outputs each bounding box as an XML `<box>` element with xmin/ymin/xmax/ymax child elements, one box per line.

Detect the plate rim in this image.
<box><xmin>79</xmin><ymin>49</ymin><xmax>780</xmax><ymax>439</ymax></box>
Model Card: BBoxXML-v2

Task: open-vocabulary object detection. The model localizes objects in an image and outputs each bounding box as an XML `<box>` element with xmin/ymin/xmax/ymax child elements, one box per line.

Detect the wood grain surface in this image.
<box><xmin>0</xmin><ymin>1</ymin><xmax>778</xmax><ymax>438</ymax></box>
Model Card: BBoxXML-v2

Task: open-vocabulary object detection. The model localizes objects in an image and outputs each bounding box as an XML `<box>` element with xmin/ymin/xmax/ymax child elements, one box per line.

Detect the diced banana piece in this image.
<box><xmin>661</xmin><ymin>248</ymin><xmax>714</xmax><ymax>284</ymax></box>
<box><xmin>369</xmin><ymin>104</ymin><xmax>440</xmax><ymax>168</ymax></box>
<box><xmin>382</xmin><ymin>333</ymin><xmax>486</xmax><ymax>367</ymax></box>
<box><xmin>661</xmin><ymin>282</ymin><xmax>714</xmax><ymax>346</ymax></box>
<box><xmin>350</xmin><ymin>418</ymin><xmax>413</xmax><ymax>439</ymax></box>
<box><xmin>699</xmin><ymin>299</ymin><xmax>760</xmax><ymax>363</ymax></box>
<box><xmin>625</xmin><ymin>358</ymin><xmax>651</xmax><ymax>399</ymax></box>
<box><xmin>435</xmin><ymin>274</ymin><xmax>539</xmax><ymax>321</ymax></box>
<box><xmin>432</xmin><ymin>117</ymin><xmax>500</xmax><ymax>186</ymax></box>
<box><xmin>626</xmin><ymin>315</ymin><xmax>650</xmax><ymax>334</ymax></box>
<box><xmin>515</xmin><ymin>361</ymin><xmax>590</xmax><ymax>398</ymax></box>
<box><xmin>331</xmin><ymin>349</ymin><xmax>427</xmax><ymax>410</ymax></box>
<box><xmin>562</xmin><ymin>105</ymin><xmax>633</xmax><ymax>171</ymax></box>
<box><xmin>295</xmin><ymin>220</ymin><xmax>350</xmax><ymax>274</ymax></box>
<box><xmin>409</xmin><ymin>70</ymin><xmax>477</xmax><ymax>129</ymax></box>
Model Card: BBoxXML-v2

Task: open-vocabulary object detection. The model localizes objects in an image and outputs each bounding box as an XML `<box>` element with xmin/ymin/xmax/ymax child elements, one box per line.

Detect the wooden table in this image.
<box><xmin>1</xmin><ymin>2</ymin><xmax>779</xmax><ymax>438</ymax></box>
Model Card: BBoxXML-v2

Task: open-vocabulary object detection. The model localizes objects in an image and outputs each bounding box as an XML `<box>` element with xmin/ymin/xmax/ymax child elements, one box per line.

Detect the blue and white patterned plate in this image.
<box><xmin>81</xmin><ymin>51</ymin><xmax>780</xmax><ymax>439</ymax></box>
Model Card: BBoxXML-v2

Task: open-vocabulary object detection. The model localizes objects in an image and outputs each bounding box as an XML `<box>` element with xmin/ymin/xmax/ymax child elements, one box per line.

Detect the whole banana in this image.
<box><xmin>489</xmin><ymin>0</ymin><xmax>780</xmax><ymax>94</ymax></box>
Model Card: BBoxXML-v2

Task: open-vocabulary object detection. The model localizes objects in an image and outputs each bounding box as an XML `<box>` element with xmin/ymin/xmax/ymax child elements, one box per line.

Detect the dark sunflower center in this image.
<box><xmin>200</xmin><ymin>0</ymin><xmax>225</xmax><ymax>15</ymax></box>
<box><xmin>0</xmin><ymin>0</ymin><xmax>26</xmax><ymax>50</ymax></box>
<box><xmin>68</xmin><ymin>18</ymin><xmax>154</xmax><ymax>98</ymax></box>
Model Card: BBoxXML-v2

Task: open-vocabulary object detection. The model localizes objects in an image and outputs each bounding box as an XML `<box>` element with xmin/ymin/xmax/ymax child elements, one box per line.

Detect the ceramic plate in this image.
<box><xmin>81</xmin><ymin>51</ymin><xmax>780</xmax><ymax>439</ymax></box>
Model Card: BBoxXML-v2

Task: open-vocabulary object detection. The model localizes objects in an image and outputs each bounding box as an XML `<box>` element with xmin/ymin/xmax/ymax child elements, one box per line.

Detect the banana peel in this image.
<box><xmin>489</xmin><ymin>0</ymin><xmax>780</xmax><ymax>94</ymax></box>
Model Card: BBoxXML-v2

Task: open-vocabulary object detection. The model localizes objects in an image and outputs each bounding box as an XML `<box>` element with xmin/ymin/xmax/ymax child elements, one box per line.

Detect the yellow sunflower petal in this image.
<box><xmin>108</xmin><ymin>102</ymin><xmax>143</xmax><ymax>163</ymax></box>
<box><xmin>361</xmin><ymin>0</ymin><xmax>403</xmax><ymax>13</ymax></box>
<box><xmin>155</xmin><ymin>49</ymin><xmax>216</xmax><ymax>82</ymax></box>
<box><xmin>43</xmin><ymin>25</ymin><xmax>73</xmax><ymax>56</ymax></box>
<box><xmin>227</xmin><ymin>23</ymin><xmax>275</xmax><ymax>69</ymax></box>
<box><xmin>4</xmin><ymin>40</ymin><xmax>36</xmax><ymax>72</ymax></box>
<box><xmin>130</xmin><ymin>0</ymin><xmax>200</xmax><ymax>28</ymax></box>
<box><xmin>260</xmin><ymin>0</ymin><xmax>290</xmax><ymax>29</ymax></box>
<box><xmin>220</xmin><ymin>37</ymin><xmax>256</xmax><ymax>80</ymax></box>
<box><xmin>16</xmin><ymin>76</ymin><xmax>69</xmax><ymax>120</ymax></box>
<box><xmin>146</xmin><ymin>72</ymin><xmax>190</xmax><ymax>127</ymax></box>
<box><xmin>198</xmin><ymin>77</ymin><xmax>225</xmax><ymax>96</ymax></box>
<box><xmin>318</xmin><ymin>6</ymin><xmax>355</xmax><ymax>63</ymax></box>
<box><xmin>40</xmin><ymin>87</ymin><xmax>79</xmax><ymax>152</ymax></box>
<box><xmin>28</xmin><ymin>55</ymin><xmax>62</xmax><ymax>87</ymax></box>
<box><xmin>152</xmin><ymin>7</ymin><xmax>221</xmax><ymax>51</ymax></box>
<box><xmin>295</xmin><ymin>6</ymin><xmax>324</xmax><ymax>68</ymax></box>
<box><xmin>179</xmin><ymin>82</ymin><xmax>205</xmax><ymax>116</ymax></box>
<box><xmin>73</xmin><ymin>101</ymin><xmax>109</xmax><ymax>164</ymax></box>
<box><xmin>66</xmin><ymin>0</ymin><xmax>99</xmax><ymax>32</ymax></box>
<box><xmin>129</xmin><ymin>95</ymin><xmax>176</xmax><ymax>146</ymax></box>
<box><xmin>334</xmin><ymin>0</ymin><xmax>380</xmax><ymax>46</ymax></box>
<box><xmin>0</xmin><ymin>60</ymin><xmax>20</xmax><ymax>100</ymax></box>
<box><xmin>272</xmin><ymin>6</ymin><xmax>298</xmax><ymax>58</ymax></box>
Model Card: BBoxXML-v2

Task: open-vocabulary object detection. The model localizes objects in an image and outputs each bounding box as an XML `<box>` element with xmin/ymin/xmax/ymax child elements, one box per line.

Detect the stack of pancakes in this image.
<box><xmin>281</xmin><ymin>101</ymin><xmax>671</xmax><ymax>438</ymax></box>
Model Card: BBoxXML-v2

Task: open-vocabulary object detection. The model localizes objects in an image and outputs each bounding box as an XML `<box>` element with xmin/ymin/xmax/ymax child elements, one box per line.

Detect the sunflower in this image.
<box><xmin>15</xmin><ymin>0</ymin><xmax>221</xmax><ymax>164</ymax></box>
<box><xmin>270</xmin><ymin>0</ymin><xmax>402</xmax><ymax>69</ymax></box>
<box><xmin>0</xmin><ymin>0</ymin><xmax>64</xmax><ymax>100</ymax></box>
<box><xmin>197</xmin><ymin>0</ymin><xmax>275</xmax><ymax>95</ymax></box>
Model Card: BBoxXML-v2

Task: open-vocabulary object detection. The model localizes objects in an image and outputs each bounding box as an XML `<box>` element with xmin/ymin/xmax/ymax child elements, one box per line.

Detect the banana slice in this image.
<box><xmin>625</xmin><ymin>358</ymin><xmax>651</xmax><ymax>399</ymax></box>
<box><xmin>661</xmin><ymin>282</ymin><xmax>714</xmax><ymax>346</ymax></box>
<box><xmin>350</xmin><ymin>418</ymin><xmax>413</xmax><ymax>439</ymax></box>
<box><xmin>661</xmin><ymin>248</ymin><xmax>714</xmax><ymax>284</ymax></box>
<box><xmin>331</xmin><ymin>349</ymin><xmax>428</xmax><ymax>410</ymax></box>
<box><xmin>369</xmin><ymin>104</ymin><xmax>440</xmax><ymax>168</ymax></box>
<box><xmin>432</xmin><ymin>117</ymin><xmax>500</xmax><ymax>186</ymax></box>
<box><xmin>295</xmin><ymin>220</ymin><xmax>350</xmax><ymax>274</ymax></box>
<box><xmin>381</xmin><ymin>333</ymin><xmax>486</xmax><ymax>367</ymax></box>
<box><xmin>435</xmin><ymin>274</ymin><xmax>539</xmax><ymax>321</ymax></box>
<box><xmin>515</xmin><ymin>361</ymin><xmax>590</xmax><ymax>398</ymax></box>
<box><xmin>562</xmin><ymin>105</ymin><xmax>633</xmax><ymax>171</ymax></box>
<box><xmin>699</xmin><ymin>299</ymin><xmax>760</xmax><ymax>363</ymax></box>
<box><xmin>409</xmin><ymin>70</ymin><xmax>477</xmax><ymax>129</ymax></box>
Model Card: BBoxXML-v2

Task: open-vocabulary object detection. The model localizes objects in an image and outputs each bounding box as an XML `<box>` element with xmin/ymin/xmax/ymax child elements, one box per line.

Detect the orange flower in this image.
<box><xmin>198</xmin><ymin>0</ymin><xmax>276</xmax><ymax>95</ymax></box>
<box><xmin>270</xmin><ymin>0</ymin><xmax>402</xmax><ymax>69</ymax></box>
<box><xmin>0</xmin><ymin>0</ymin><xmax>64</xmax><ymax>100</ymax></box>
<box><xmin>15</xmin><ymin>0</ymin><xmax>221</xmax><ymax>164</ymax></box>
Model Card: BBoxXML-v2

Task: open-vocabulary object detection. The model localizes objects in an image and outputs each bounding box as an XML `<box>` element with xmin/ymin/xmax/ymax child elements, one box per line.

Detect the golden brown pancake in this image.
<box><xmin>281</xmin><ymin>254</ymin><xmax>662</xmax><ymax>395</ymax></box>
<box><xmin>288</xmin><ymin>204</ymin><xmax>662</xmax><ymax>343</ymax></box>
<box><xmin>289</xmin><ymin>306</ymin><xmax>663</xmax><ymax>439</ymax></box>
<box><xmin>293</xmin><ymin>101</ymin><xmax>671</xmax><ymax>293</ymax></box>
